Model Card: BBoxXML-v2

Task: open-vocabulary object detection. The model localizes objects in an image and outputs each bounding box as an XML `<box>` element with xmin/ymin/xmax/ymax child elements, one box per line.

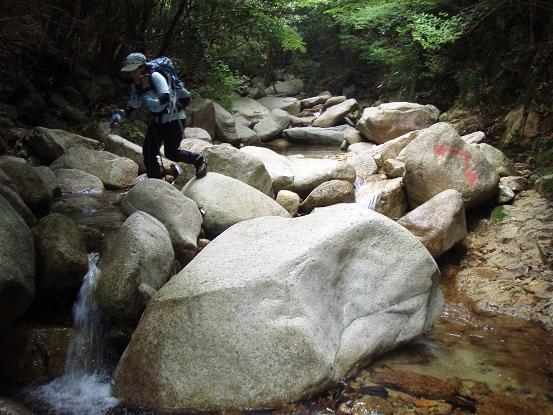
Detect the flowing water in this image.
<box><xmin>354</xmin><ymin>181</ymin><xmax>383</xmax><ymax>210</ymax></box>
<box><xmin>27</xmin><ymin>253</ymin><xmax>119</xmax><ymax>415</ymax></box>
<box><xmin>10</xmin><ymin>145</ymin><xmax>553</xmax><ymax>413</ymax></box>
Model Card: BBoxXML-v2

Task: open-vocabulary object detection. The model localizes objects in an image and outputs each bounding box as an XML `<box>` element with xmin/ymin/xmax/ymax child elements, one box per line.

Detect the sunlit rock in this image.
<box><xmin>401</xmin><ymin>122</ymin><xmax>499</xmax><ymax>209</ymax></box>
<box><xmin>113</xmin><ymin>204</ymin><xmax>442</xmax><ymax>411</ymax></box>
<box><xmin>398</xmin><ymin>189</ymin><xmax>467</xmax><ymax>259</ymax></box>
<box><xmin>182</xmin><ymin>172</ymin><xmax>290</xmax><ymax>238</ymax></box>
<box><xmin>357</xmin><ymin>102</ymin><xmax>439</xmax><ymax>144</ymax></box>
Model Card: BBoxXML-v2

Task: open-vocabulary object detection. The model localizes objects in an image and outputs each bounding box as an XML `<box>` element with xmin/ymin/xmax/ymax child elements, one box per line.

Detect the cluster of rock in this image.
<box><xmin>0</xmin><ymin>74</ymin><xmax>551</xmax><ymax>413</ymax></box>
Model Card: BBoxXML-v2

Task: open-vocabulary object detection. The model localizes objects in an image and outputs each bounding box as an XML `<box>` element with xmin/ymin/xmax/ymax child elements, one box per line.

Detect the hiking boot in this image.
<box><xmin>195</xmin><ymin>159</ymin><xmax>208</xmax><ymax>178</ymax></box>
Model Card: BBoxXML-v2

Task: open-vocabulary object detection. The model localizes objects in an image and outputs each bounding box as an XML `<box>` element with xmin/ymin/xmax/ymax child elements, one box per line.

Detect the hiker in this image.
<box><xmin>111</xmin><ymin>52</ymin><xmax>207</xmax><ymax>179</ymax></box>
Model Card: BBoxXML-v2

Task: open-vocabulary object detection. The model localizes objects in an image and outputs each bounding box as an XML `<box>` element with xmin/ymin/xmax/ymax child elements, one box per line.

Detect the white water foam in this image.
<box><xmin>29</xmin><ymin>253</ymin><xmax>119</xmax><ymax>415</ymax></box>
<box><xmin>354</xmin><ymin>182</ymin><xmax>383</xmax><ymax>210</ymax></box>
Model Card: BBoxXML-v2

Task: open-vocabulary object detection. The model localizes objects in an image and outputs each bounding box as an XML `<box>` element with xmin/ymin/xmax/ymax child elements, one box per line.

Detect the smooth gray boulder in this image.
<box><xmin>345</xmin><ymin>151</ymin><xmax>379</xmax><ymax>183</ymax></box>
<box><xmin>24</xmin><ymin>127</ymin><xmax>99</xmax><ymax>162</ymax></box>
<box><xmin>0</xmin><ymin>195</ymin><xmax>35</xmax><ymax>330</ymax></box>
<box><xmin>214</xmin><ymin>102</ymin><xmax>239</xmax><ymax>145</ymax></box>
<box><xmin>372</xmin><ymin>130</ymin><xmax>421</xmax><ymax>162</ymax></box>
<box><xmin>50</xmin><ymin>147</ymin><xmax>138</xmax><ymax>190</ymax></box>
<box><xmin>276</xmin><ymin>190</ymin><xmax>300</xmax><ymax>216</ymax></box>
<box><xmin>0</xmin><ymin>169</ymin><xmax>36</xmax><ymax>226</ymax></box>
<box><xmin>0</xmin><ymin>156</ymin><xmax>53</xmax><ymax>214</ymax></box>
<box><xmin>498</xmin><ymin>184</ymin><xmax>515</xmax><ymax>204</ymax></box>
<box><xmin>313</xmin><ymin>99</ymin><xmax>358</xmax><ymax>128</ymax></box>
<box><xmin>235</xmin><ymin>123</ymin><xmax>259</xmax><ymax>145</ymax></box>
<box><xmin>461</xmin><ymin>131</ymin><xmax>486</xmax><ymax>144</ymax></box>
<box><xmin>383</xmin><ymin>159</ymin><xmax>406</xmax><ymax>179</ymax></box>
<box><xmin>240</xmin><ymin>146</ymin><xmax>294</xmax><ymax>191</ymax></box>
<box><xmin>113</xmin><ymin>203</ymin><xmax>442</xmax><ymax>411</ymax></box>
<box><xmin>231</xmin><ymin>97</ymin><xmax>270</xmax><ymax>127</ymax></box>
<box><xmin>184</xmin><ymin>127</ymin><xmax>212</xmax><ymax>142</ymax></box>
<box><xmin>54</xmin><ymin>169</ymin><xmax>104</xmax><ymax>193</ymax></box>
<box><xmin>299</xmin><ymin>180</ymin><xmax>355</xmax><ymax>213</ymax></box>
<box><xmin>257</xmin><ymin>96</ymin><xmax>301</xmax><ymax>116</ymax></box>
<box><xmin>323</xmin><ymin>96</ymin><xmax>347</xmax><ymax>109</ymax></box>
<box><xmin>94</xmin><ymin>211</ymin><xmax>174</xmax><ymax>326</ymax></box>
<box><xmin>179</xmin><ymin>138</ymin><xmax>213</xmax><ymax>154</ymax></box>
<box><xmin>33</xmin><ymin>166</ymin><xmax>60</xmax><ymax>197</ymax></box>
<box><xmin>254</xmin><ymin>109</ymin><xmax>290</xmax><ymax>142</ymax></box>
<box><xmin>182</xmin><ymin>173</ymin><xmax>290</xmax><ymax>238</ymax></box>
<box><xmin>105</xmin><ymin>134</ymin><xmax>146</xmax><ymax>173</ymax></box>
<box><xmin>283</xmin><ymin>126</ymin><xmax>346</xmax><ymax>146</ymax></box>
<box><xmin>264</xmin><ymin>79</ymin><xmax>304</xmax><ymax>96</ymax></box>
<box><xmin>357</xmin><ymin>102</ymin><xmax>439</xmax><ymax>144</ymax></box>
<box><xmin>33</xmin><ymin>213</ymin><xmax>88</xmax><ymax>303</ymax></box>
<box><xmin>300</xmin><ymin>93</ymin><xmax>332</xmax><ymax>109</ymax></box>
<box><xmin>186</xmin><ymin>97</ymin><xmax>216</xmax><ymax>138</ymax></box>
<box><xmin>241</xmin><ymin>146</ymin><xmax>356</xmax><ymax>195</ymax></box>
<box><xmin>398</xmin><ymin>189</ymin><xmax>467</xmax><ymax>259</ymax></box>
<box><xmin>202</xmin><ymin>145</ymin><xmax>274</xmax><ymax>196</ymax></box>
<box><xmin>121</xmin><ymin>179</ymin><xmax>202</xmax><ymax>262</ymax></box>
<box><xmin>401</xmin><ymin>123</ymin><xmax>499</xmax><ymax>209</ymax></box>
<box><xmin>285</xmin><ymin>156</ymin><xmax>356</xmax><ymax>196</ymax></box>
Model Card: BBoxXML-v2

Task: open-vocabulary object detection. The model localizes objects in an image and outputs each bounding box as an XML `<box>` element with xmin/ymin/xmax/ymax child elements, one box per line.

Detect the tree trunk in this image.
<box><xmin>158</xmin><ymin>0</ymin><xmax>189</xmax><ymax>56</ymax></box>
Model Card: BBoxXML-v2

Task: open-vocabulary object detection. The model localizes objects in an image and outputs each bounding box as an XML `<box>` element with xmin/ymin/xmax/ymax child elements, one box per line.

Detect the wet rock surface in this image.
<box><xmin>455</xmin><ymin>190</ymin><xmax>553</xmax><ymax>330</ymax></box>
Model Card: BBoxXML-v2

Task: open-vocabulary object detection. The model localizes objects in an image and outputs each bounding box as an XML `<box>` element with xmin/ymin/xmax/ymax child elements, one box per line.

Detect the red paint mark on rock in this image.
<box><xmin>434</xmin><ymin>141</ymin><xmax>478</xmax><ymax>186</ymax></box>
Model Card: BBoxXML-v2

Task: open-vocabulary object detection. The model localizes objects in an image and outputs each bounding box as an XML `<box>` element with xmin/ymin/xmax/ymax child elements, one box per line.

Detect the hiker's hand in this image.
<box><xmin>110</xmin><ymin>109</ymin><xmax>124</xmax><ymax>126</ymax></box>
<box><xmin>143</xmin><ymin>95</ymin><xmax>161</xmax><ymax>111</ymax></box>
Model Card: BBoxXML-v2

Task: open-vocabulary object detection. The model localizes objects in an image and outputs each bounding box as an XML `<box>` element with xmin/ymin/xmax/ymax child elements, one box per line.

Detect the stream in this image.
<box><xmin>12</xmin><ymin>144</ymin><xmax>553</xmax><ymax>414</ymax></box>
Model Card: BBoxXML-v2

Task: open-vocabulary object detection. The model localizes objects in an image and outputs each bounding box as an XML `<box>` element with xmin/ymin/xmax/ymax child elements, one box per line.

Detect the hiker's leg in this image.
<box><xmin>163</xmin><ymin>120</ymin><xmax>204</xmax><ymax>167</ymax></box>
<box><xmin>143</xmin><ymin>123</ymin><xmax>163</xmax><ymax>178</ymax></box>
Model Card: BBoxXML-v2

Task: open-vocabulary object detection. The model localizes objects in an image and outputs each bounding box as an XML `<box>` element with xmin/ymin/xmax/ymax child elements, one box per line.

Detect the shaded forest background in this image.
<box><xmin>1</xmin><ymin>0</ymin><xmax>552</xmax><ymax>170</ymax></box>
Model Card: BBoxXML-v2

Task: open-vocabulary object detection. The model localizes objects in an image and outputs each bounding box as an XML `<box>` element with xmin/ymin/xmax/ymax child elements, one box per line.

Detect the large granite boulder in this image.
<box><xmin>186</xmin><ymin>97</ymin><xmax>216</xmax><ymax>138</ymax></box>
<box><xmin>357</xmin><ymin>102</ymin><xmax>439</xmax><ymax>144</ymax></box>
<box><xmin>257</xmin><ymin>96</ymin><xmax>301</xmax><ymax>116</ymax></box>
<box><xmin>24</xmin><ymin>127</ymin><xmax>99</xmax><ymax>162</ymax></box>
<box><xmin>254</xmin><ymin>109</ymin><xmax>290</xmax><ymax>142</ymax></box>
<box><xmin>214</xmin><ymin>102</ymin><xmax>239</xmax><ymax>145</ymax></box>
<box><xmin>398</xmin><ymin>189</ymin><xmax>467</xmax><ymax>259</ymax></box>
<box><xmin>0</xmin><ymin>156</ymin><xmax>53</xmax><ymax>214</ymax></box>
<box><xmin>54</xmin><ymin>169</ymin><xmax>104</xmax><ymax>193</ymax></box>
<box><xmin>401</xmin><ymin>123</ymin><xmax>499</xmax><ymax>209</ymax></box>
<box><xmin>182</xmin><ymin>173</ymin><xmax>290</xmax><ymax>238</ymax></box>
<box><xmin>299</xmin><ymin>180</ymin><xmax>355</xmax><ymax>213</ymax></box>
<box><xmin>0</xmin><ymin>196</ymin><xmax>35</xmax><ymax>331</ymax></box>
<box><xmin>104</xmin><ymin>134</ymin><xmax>146</xmax><ymax>173</ymax></box>
<box><xmin>265</xmin><ymin>79</ymin><xmax>304</xmax><ymax>96</ymax></box>
<box><xmin>283</xmin><ymin>126</ymin><xmax>347</xmax><ymax>146</ymax></box>
<box><xmin>0</xmin><ymin>169</ymin><xmax>36</xmax><ymax>226</ymax></box>
<box><xmin>33</xmin><ymin>213</ymin><xmax>88</xmax><ymax>304</ymax></box>
<box><xmin>231</xmin><ymin>97</ymin><xmax>270</xmax><ymax>128</ymax></box>
<box><xmin>50</xmin><ymin>147</ymin><xmax>138</xmax><ymax>190</ymax></box>
<box><xmin>240</xmin><ymin>146</ymin><xmax>294</xmax><ymax>191</ymax></box>
<box><xmin>121</xmin><ymin>179</ymin><xmax>202</xmax><ymax>263</ymax></box>
<box><xmin>113</xmin><ymin>203</ymin><xmax>443</xmax><ymax>411</ymax></box>
<box><xmin>202</xmin><ymin>145</ymin><xmax>274</xmax><ymax>197</ymax></box>
<box><xmin>345</xmin><ymin>151</ymin><xmax>379</xmax><ymax>183</ymax></box>
<box><xmin>236</xmin><ymin>123</ymin><xmax>259</xmax><ymax>145</ymax></box>
<box><xmin>93</xmin><ymin>211</ymin><xmax>174</xmax><ymax>326</ymax></box>
<box><xmin>313</xmin><ymin>99</ymin><xmax>358</xmax><ymax>128</ymax></box>
<box><xmin>241</xmin><ymin>146</ymin><xmax>356</xmax><ymax>195</ymax></box>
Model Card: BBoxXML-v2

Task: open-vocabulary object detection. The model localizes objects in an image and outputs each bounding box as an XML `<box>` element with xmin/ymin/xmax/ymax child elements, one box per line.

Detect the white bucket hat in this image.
<box><xmin>121</xmin><ymin>52</ymin><xmax>147</xmax><ymax>72</ymax></box>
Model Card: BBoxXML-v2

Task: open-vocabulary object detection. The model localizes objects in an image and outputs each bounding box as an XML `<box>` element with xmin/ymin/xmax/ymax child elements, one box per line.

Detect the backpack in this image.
<box><xmin>147</xmin><ymin>56</ymin><xmax>192</xmax><ymax>110</ymax></box>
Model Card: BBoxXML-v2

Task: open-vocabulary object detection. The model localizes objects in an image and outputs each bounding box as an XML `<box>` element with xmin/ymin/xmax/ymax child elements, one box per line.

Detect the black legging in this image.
<box><xmin>143</xmin><ymin>119</ymin><xmax>204</xmax><ymax>179</ymax></box>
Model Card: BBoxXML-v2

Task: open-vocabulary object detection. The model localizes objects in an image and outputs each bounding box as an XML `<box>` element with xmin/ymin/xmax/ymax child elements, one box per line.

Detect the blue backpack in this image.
<box><xmin>147</xmin><ymin>56</ymin><xmax>192</xmax><ymax>110</ymax></box>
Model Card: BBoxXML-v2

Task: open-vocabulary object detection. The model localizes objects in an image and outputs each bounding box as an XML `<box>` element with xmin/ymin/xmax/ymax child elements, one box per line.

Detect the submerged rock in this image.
<box><xmin>113</xmin><ymin>204</ymin><xmax>442</xmax><ymax>411</ymax></box>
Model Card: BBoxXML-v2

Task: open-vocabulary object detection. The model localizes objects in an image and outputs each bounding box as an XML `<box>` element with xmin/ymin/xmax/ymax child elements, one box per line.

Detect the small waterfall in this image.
<box><xmin>355</xmin><ymin>181</ymin><xmax>383</xmax><ymax>210</ymax></box>
<box><xmin>29</xmin><ymin>253</ymin><xmax>119</xmax><ymax>415</ymax></box>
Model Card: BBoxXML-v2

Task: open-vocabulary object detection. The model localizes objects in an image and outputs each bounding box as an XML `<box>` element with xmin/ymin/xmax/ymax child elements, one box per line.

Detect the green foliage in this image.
<box><xmin>119</xmin><ymin>120</ymin><xmax>147</xmax><ymax>145</ymax></box>
<box><xmin>408</xmin><ymin>12</ymin><xmax>465</xmax><ymax>51</ymax></box>
<box><xmin>490</xmin><ymin>206</ymin><xmax>508</xmax><ymax>222</ymax></box>
<box><xmin>196</xmin><ymin>61</ymin><xmax>248</xmax><ymax>109</ymax></box>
